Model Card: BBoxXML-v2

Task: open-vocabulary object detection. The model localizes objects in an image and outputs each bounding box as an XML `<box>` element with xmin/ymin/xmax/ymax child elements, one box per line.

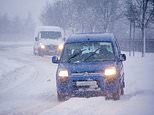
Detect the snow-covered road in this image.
<box><xmin>0</xmin><ymin>41</ymin><xmax>59</xmax><ymax>115</ymax></box>
<box><xmin>0</xmin><ymin>41</ymin><xmax>154</xmax><ymax>115</ymax></box>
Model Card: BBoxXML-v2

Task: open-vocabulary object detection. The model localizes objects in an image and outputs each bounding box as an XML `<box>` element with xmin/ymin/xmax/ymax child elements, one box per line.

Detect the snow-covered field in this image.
<box><xmin>0</xmin><ymin>41</ymin><xmax>154</xmax><ymax>115</ymax></box>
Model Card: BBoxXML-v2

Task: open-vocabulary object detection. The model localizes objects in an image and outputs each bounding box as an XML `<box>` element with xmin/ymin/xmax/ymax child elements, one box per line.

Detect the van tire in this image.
<box><xmin>121</xmin><ymin>87</ymin><xmax>124</xmax><ymax>95</ymax></box>
<box><xmin>113</xmin><ymin>86</ymin><xmax>121</xmax><ymax>100</ymax></box>
<box><xmin>57</xmin><ymin>93</ymin><xmax>67</xmax><ymax>101</ymax></box>
<box><xmin>38</xmin><ymin>50</ymin><xmax>44</xmax><ymax>56</ymax></box>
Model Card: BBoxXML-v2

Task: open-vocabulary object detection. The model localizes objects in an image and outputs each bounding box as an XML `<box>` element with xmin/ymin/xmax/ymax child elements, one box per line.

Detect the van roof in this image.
<box><xmin>34</xmin><ymin>26</ymin><xmax>64</xmax><ymax>37</ymax></box>
<box><xmin>35</xmin><ymin>26</ymin><xmax>63</xmax><ymax>32</ymax></box>
<box><xmin>65</xmin><ymin>33</ymin><xmax>115</xmax><ymax>43</ymax></box>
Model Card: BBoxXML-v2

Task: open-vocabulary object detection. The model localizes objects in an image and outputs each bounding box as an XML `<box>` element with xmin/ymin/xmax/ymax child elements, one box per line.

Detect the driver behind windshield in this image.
<box><xmin>60</xmin><ymin>42</ymin><xmax>115</xmax><ymax>63</ymax></box>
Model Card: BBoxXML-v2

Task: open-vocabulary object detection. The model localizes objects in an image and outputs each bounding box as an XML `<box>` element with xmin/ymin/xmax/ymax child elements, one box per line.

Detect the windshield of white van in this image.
<box><xmin>60</xmin><ymin>42</ymin><xmax>115</xmax><ymax>63</ymax></box>
<box><xmin>40</xmin><ymin>31</ymin><xmax>62</xmax><ymax>39</ymax></box>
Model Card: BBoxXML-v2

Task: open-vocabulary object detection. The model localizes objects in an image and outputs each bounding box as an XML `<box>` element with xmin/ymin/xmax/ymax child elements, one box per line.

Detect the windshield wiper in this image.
<box><xmin>84</xmin><ymin>47</ymin><xmax>101</xmax><ymax>62</ymax></box>
<box><xmin>67</xmin><ymin>49</ymin><xmax>86</xmax><ymax>63</ymax></box>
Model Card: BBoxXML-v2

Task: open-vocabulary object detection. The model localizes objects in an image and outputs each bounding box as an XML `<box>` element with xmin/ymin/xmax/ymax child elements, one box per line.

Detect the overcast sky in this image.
<box><xmin>0</xmin><ymin>0</ymin><xmax>54</xmax><ymax>24</ymax></box>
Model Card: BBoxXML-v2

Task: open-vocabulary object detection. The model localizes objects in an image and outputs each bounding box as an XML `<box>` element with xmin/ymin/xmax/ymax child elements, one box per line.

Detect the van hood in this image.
<box><xmin>58</xmin><ymin>61</ymin><xmax>116</xmax><ymax>73</ymax></box>
<box><xmin>39</xmin><ymin>39</ymin><xmax>63</xmax><ymax>46</ymax></box>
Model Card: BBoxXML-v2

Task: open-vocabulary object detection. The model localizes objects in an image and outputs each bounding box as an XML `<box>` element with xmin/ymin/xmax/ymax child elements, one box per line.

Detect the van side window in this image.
<box><xmin>114</xmin><ymin>39</ymin><xmax>121</xmax><ymax>57</ymax></box>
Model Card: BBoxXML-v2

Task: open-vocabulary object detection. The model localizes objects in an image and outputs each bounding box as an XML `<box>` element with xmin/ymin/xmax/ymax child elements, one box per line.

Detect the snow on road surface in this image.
<box><xmin>0</xmin><ymin>41</ymin><xmax>59</xmax><ymax>115</ymax></box>
<box><xmin>0</xmin><ymin>41</ymin><xmax>154</xmax><ymax>115</ymax></box>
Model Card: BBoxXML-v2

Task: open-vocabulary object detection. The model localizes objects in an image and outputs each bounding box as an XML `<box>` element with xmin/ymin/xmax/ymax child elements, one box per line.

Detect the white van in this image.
<box><xmin>33</xmin><ymin>26</ymin><xmax>65</xmax><ymax>56</ymax></box>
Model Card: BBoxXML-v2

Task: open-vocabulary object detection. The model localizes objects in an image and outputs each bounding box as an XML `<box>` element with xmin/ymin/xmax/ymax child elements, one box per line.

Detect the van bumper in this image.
<box><xmin>56</xmin><ymin>75</ymin><xmax>119</xmax><ymax>97</ymax></box>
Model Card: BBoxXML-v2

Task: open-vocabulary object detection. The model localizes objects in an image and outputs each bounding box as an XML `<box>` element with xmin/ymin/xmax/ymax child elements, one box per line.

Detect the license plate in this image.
<box><xmin>76</xmin><ymin>81</ymin><xmax>97</xmax><ymax>86</ymax></box>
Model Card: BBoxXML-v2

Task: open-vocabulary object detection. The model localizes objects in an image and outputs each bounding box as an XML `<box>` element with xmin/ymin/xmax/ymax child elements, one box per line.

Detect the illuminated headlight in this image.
<box><xmin>40</xmin><ymin>43</ymin><xmax>45</xmax><ymax>49</ymax></box>
<box><xmin>58</xmin><ymin>44</ymin><xmax>64</xmax><ymax>50</ymax></box>
<box><xmin>104</xmin><ymin>67</ymin><xmax>117</xmax><ymax>76</ymax></box>
<box><xmin>58</xmin><ymin>70</ymin><xmax>68</xmax><ymax>77</ymax></box>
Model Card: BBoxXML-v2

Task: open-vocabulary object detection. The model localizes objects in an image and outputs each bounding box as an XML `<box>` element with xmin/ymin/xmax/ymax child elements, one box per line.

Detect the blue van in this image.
<box><xmin>52</xmin><ymin>33</ymin><xmax>126</xmax><ymax>101</ymax></box>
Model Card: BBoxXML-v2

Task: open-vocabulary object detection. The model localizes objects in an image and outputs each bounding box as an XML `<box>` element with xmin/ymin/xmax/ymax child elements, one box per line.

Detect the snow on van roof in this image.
<box><xmin>34</xmin><ymin>26</ymin><xmax>64</xmax><ymax>37</ymax></box>
<box><xmin>35</xmin><ymin>26</ymin><xmax>63</xmax><ymax>32</ymax></box>
<box><xmin>66</xmin><ymin>33</ymin><xmax>115</xmax><ymax>43</ymax></box>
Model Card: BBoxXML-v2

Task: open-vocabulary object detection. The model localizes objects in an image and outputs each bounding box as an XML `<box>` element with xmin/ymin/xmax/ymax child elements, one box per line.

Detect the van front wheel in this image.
<box><xmin>112</xmin><ymin>86</ymin><xmax>121</xmax><ymax>100</ymax></box>
<box><xmin>38</xmin><ymin>50</ymin><xmax>44</xmax><ymax>56</ymax></box>
<box><xmin>57</xmin><ymin>93</ymin><xmax>67</xmax><ymax>101</ymax></box>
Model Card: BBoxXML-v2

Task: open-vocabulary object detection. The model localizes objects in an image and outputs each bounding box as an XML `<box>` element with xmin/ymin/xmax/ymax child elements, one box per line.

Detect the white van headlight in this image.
<box><xmin>40</xmin><ymin>43</ymin><xmax>45</xmax><ymax>49</ymax></box>
<box><xmin>58</xmin><ymin>44</ymin><xmax>64</xmax><ymax>50</ymax></box>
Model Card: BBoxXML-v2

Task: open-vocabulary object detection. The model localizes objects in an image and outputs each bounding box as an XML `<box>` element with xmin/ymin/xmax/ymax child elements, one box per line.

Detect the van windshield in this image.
<box><xmin>40</xmin><ymin>31</ymin><xmax>62</xmax><ymax>39</ymax></box>
<box><xmin>60</xmin><ymin>42</ymin><xmax>115</xmax><ymax>63</ymax></box>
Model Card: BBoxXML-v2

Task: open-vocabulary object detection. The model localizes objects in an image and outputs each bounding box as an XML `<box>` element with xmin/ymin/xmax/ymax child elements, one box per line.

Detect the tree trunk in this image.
<box><xmin>81</xmin><ymin>24</ymin><xmax>84</xmax><ymax>33</ymax></box>
<box><xmin>141</xmin><ymin>27</ymin><xmax>146</xmax><ymax>57</ymax></box>
<box><xmin>129</xmin><ymin>21</ymin><xmax>132</xmax><ymax>56</ymax></box>
<box><xmin>133</xmin><ymin>21</ymin><xmax>135</xmax><ymax>56</ymax></box>
<box><xmin>141</xmin><ymin>0</ymin><xmax>146</xmax><ymax>57</ymax></box>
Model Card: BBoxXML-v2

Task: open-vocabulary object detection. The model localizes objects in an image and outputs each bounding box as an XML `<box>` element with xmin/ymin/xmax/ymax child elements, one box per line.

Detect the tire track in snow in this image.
<box><xmin>0</xmin><ymin>65</ymin><xmax>35</xmax><ymax>95</ymax></box>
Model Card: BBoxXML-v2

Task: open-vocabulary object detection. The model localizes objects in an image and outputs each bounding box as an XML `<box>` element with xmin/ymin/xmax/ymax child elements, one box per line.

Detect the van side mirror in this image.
<box><xmin>63</xmin><ymin>37</ymin><xmax>66</xmax><ymax>41</ymax></box>
<box><xmin>120</xmin><ymin>54</ymin><xmax>126</xmax><ymax>61</ymax></box>
<box><xmin>35</xmin><ymin>37</ymin><xmax>38</xmax><ymax>41</ymax></box>
<box><xmin>52</xmin><ymin>56</ymin><xmax>59</xmax><ymax>63</ymax></box>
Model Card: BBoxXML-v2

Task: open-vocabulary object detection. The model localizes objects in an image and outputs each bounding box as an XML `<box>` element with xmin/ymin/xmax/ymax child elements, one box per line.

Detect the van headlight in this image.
<box><xmin>58</xmin><ymin>70</ymin><xmax>68</xmax><ymax>77</ymax></box>
<box><xmin>104</xmin><ymin>66</ymin><xmax>117</xmax><ymax>76</ymax></box>
<box><xmin>58</xmin><ymin>44</ymin><xmax>64</xmax><ymax>51</ymax></box>
<box><xmin>40</xmin><ymin>43</ymin><xmax>45</xmax><ymax>49</ymax></box>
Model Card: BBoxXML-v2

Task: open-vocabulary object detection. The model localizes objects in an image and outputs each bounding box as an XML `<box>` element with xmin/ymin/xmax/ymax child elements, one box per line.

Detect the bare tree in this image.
<box><xmin>125</xmin><ymin>0</ymin><xmax>138</xmax><ymax>56</ymax></box>
<box><xmin>92</xmin><ymin>0</ymin><xmax>121</xmax><ymax>32</ymax></box>
<box><xmin>40</xmin><ymin>0</ymin><xmax>121</xmax><ymax>33</ymax></box>
<box><xmin>125</xmin><ymin>0</ymin><xmax>154</xmax><ymax>57</ymax></box>
<box><xmin>0</xmin><ymin>13</ymin><xmax>10</xmax><ymax>33</ymax></box>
